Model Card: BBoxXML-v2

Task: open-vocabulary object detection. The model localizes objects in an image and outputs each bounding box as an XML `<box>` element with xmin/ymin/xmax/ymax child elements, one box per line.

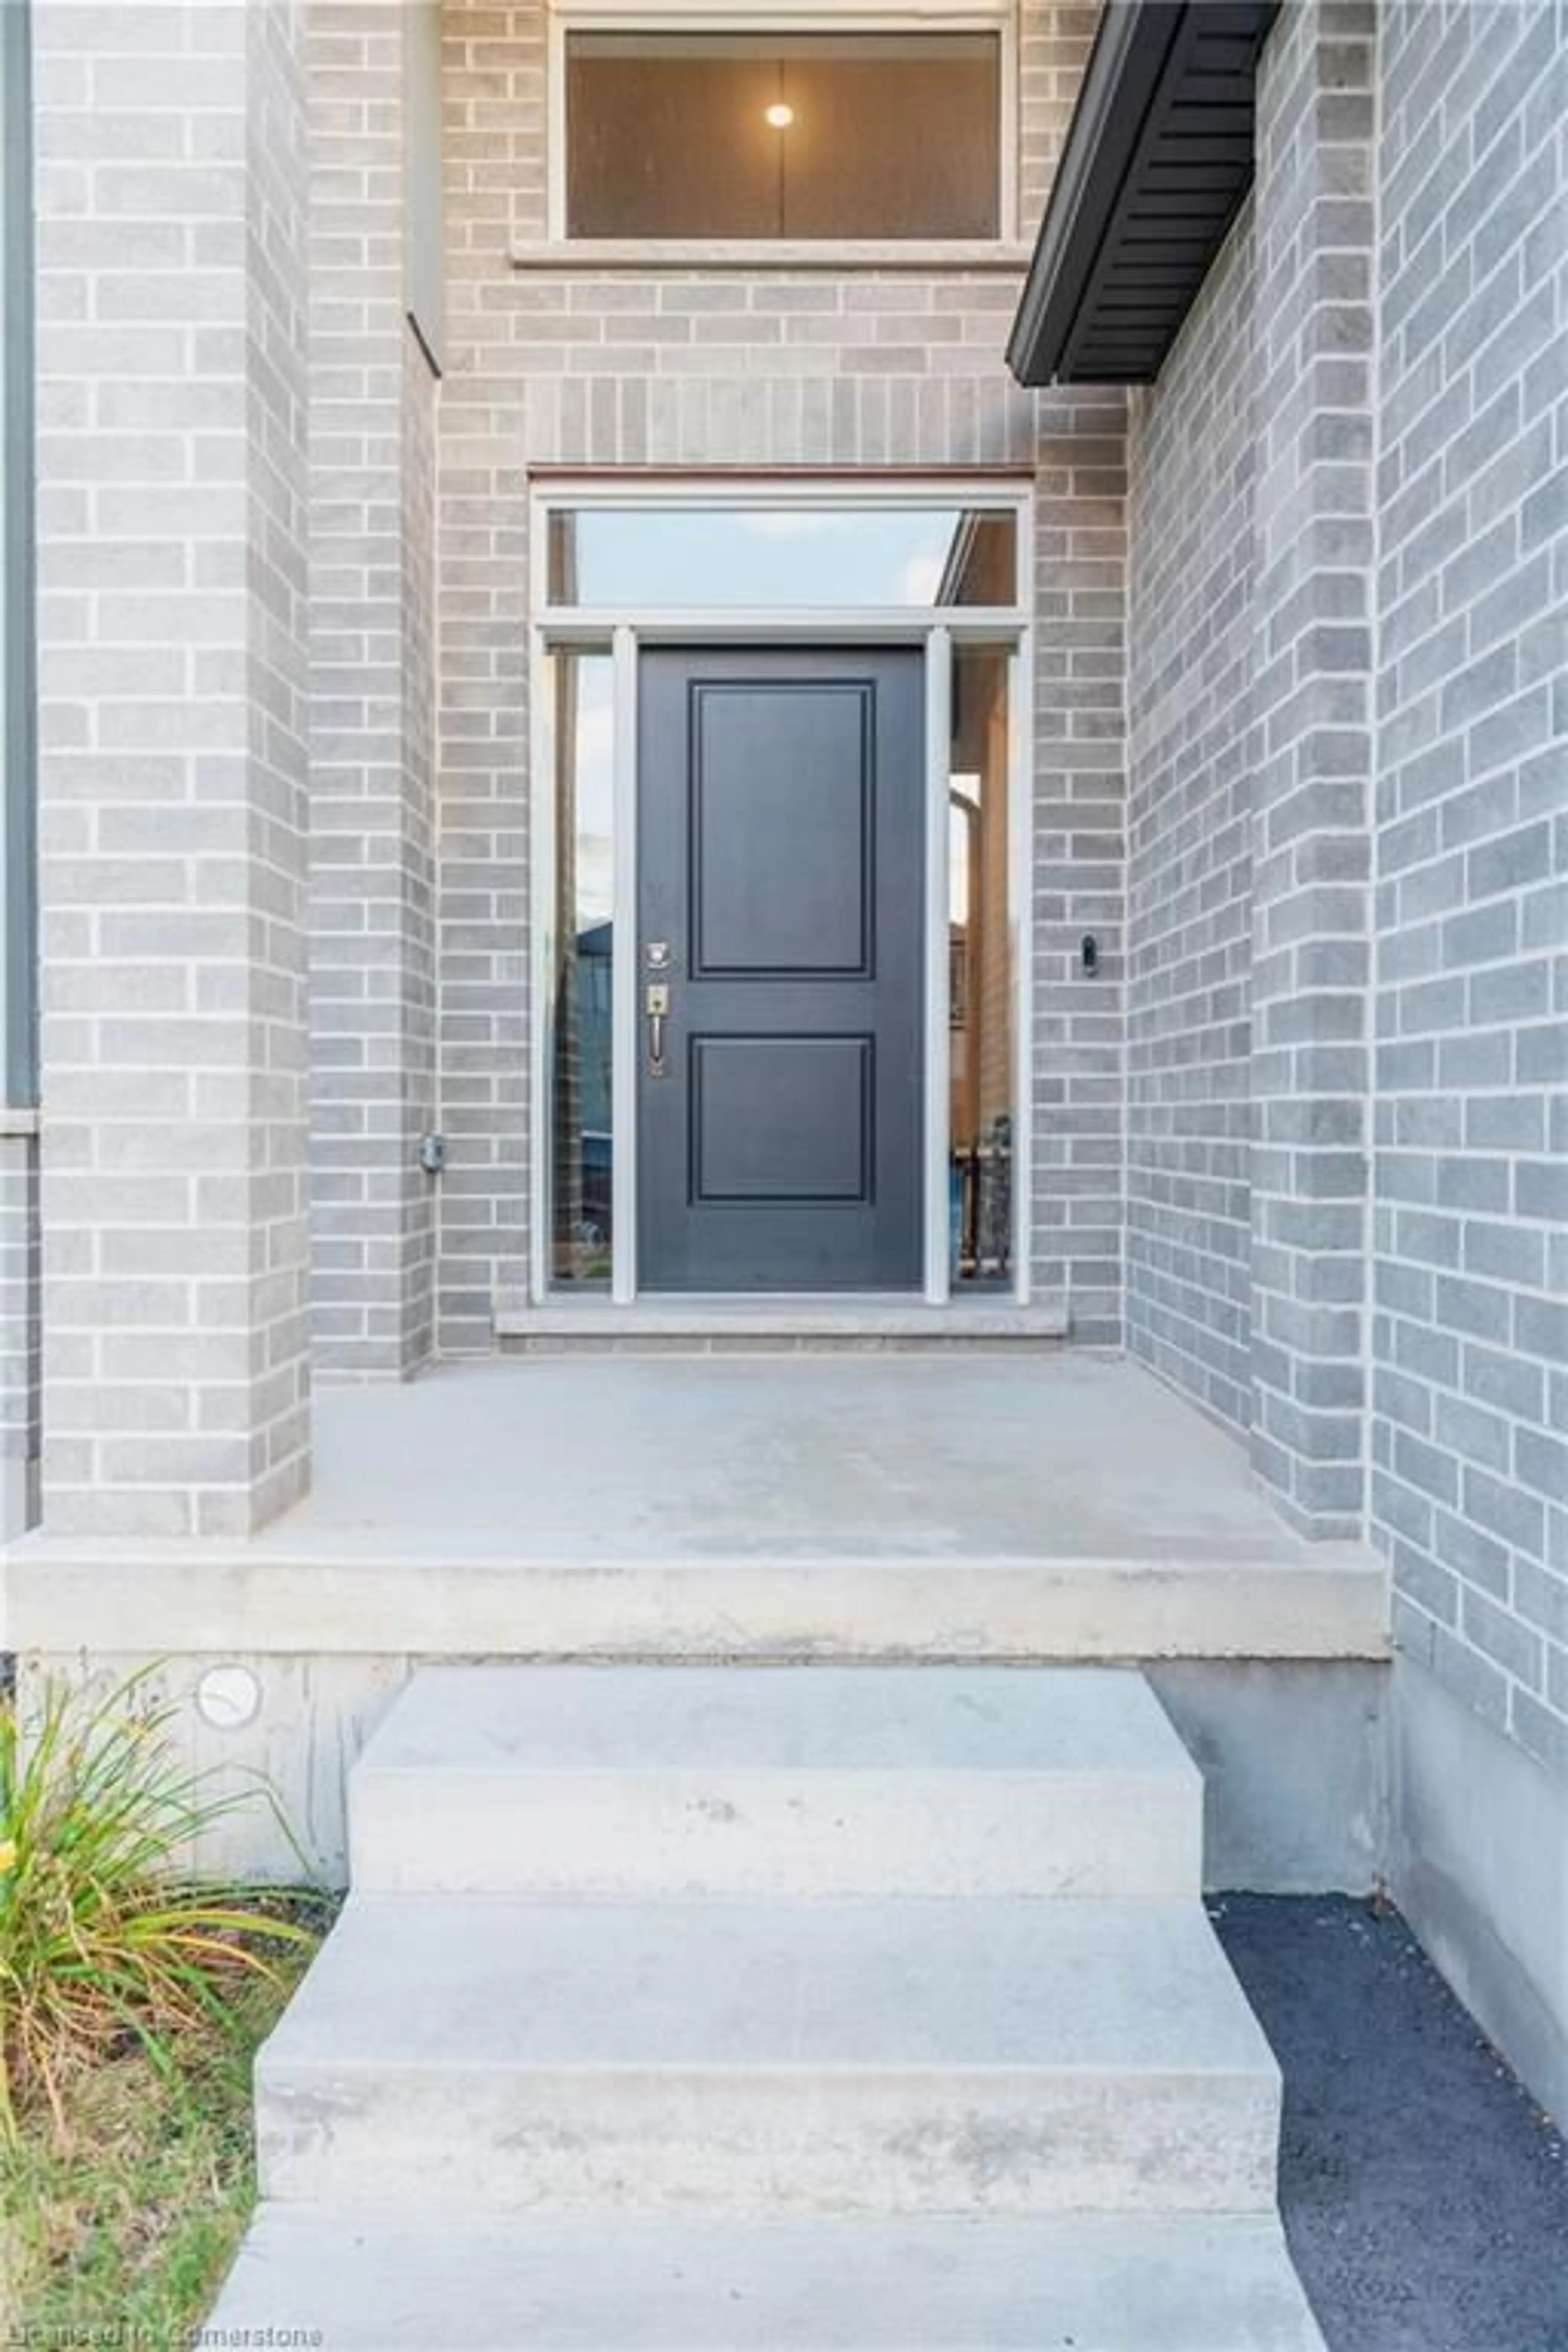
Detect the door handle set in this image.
<box><xmin>645</xmin><ymin>980</ymin><xmax>670</xmax><ymax>1076</ymax></box>
<box><xmin>643</xmin><ymin>939</ymin><xmax>673</xmax><ymax>1075</ymax></box>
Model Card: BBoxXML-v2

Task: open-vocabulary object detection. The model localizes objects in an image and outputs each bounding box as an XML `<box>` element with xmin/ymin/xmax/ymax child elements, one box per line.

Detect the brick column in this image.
<box><xmin>33</xmin><ymin>0</ymin><xmax>312</xmax><ymax>1537</ymax></box>
<box><xmin>1030</xmin><ymin>403</ymin><xmax>1128</xmax><ymax>1343</ymax></box>
<box><xmin>1247</xmin><ymin>0</ymin><xmax>1376</xmax><ymax>1535</ymax></box>
<box><xmin>307</xmin><ymin>3</ymin><xmax>439</xmax><ymax>1376</ymax></box>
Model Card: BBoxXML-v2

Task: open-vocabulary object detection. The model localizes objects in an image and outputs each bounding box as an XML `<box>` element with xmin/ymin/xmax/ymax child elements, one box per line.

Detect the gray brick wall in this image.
<box><xmin>1030</xmin><ymin>405</ymin><xmax>1128</xmax><ymax>1341</ymax></box>
<box><xmin>1373</xmin><ymin>0</ymin><xmax>1568</xmax><ymax>1775</ymax></box>
<box><xmin>436</xmin><ymin>0</ymin><xmax>1127</xmax><ymax>1348</ymax></box>
<box><xmin>307</xmin><ymin>3</ymin><xmax>439</xmax><ymax>1378</ymax></box>
<box><xmin>1124</xmin><ymin>0</ymin><xmax>1566</xmax><ymax>1769</ymax></box>
<box><xmin>32</xmin><ymin>0</ymin><xmax>312</xmax><ymax>1536</ymax></box>
<box><xmin>0</xmin><ymin>1127</ymin><xmax>40</xmax><ymax>1535</ymax></box>
<box><xmin>1123</xmin><ymin>0</ymin><xmax>1378</xmax><ymax>1513</ymax></box>
<box><xmin>1247</xmin><ymin>0</ymin><xmax>1377</xmax><ymax>1537</ymax></box>
<box><xmin>1125</xmin><ymin>206</ymin><xmax>1257</xmax><ymax>1436</ymax></box>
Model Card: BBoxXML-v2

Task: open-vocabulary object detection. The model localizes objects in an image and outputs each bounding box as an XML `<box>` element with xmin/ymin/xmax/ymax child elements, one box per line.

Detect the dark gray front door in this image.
<box><xmin>637</xmin><ymin>646</ymin><xmax>924</xmax><ymax>1292</ymax></box>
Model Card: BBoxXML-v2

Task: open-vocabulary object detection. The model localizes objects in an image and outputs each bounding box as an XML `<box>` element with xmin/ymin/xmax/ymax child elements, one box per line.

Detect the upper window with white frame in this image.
<box><xmin>558</xmin><ymin>5</ymin><xmax>1011</xmax><ymax>243</ymax></box>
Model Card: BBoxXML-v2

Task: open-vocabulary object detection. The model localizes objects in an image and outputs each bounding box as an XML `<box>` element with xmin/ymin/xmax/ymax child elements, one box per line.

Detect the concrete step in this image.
<box><xmin>348</xmin><ymin>1666</ymin><xmax>1203</xmax><ymax>1899</ymax></box>
<box><xmin>207</xmin><ymin>2207</ymin><xmax>1327</xmax><ymax>2349</ymax></box>
<box><xmin>492</xmin><ymin>1297</ymin><xmax>1071</xmax><ymax>1351</ymax></box>
<box><xmin>256</xmin><ymin>1893</ymin><xmax>1280</xmax><ymax>2213</ymax></box>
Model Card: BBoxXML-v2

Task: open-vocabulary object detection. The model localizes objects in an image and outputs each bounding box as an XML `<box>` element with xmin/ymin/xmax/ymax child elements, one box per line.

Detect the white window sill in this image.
<box><xmin>510</xmin><ymin>239</ymin><xmax>1034</xmax><ymax>274</ymax></box>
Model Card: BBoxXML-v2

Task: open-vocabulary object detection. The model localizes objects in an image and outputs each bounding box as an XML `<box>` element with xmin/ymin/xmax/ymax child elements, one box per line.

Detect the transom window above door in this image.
<box><xmin>546</xmin><ymin>503</ymin><xmax>1020</xmax><ymax>610</ymax></box>
<box><xmin>559</xmin><ymin>12</ymin><xmax>1009</xmax><ymax>242</ymax></box>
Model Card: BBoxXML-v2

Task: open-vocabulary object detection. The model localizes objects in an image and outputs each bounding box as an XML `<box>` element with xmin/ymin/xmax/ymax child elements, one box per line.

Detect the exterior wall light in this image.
<box><xmin>764</xmin><ymin>101</ymin><xmax>795</xmax><ymax>128</ymax></box>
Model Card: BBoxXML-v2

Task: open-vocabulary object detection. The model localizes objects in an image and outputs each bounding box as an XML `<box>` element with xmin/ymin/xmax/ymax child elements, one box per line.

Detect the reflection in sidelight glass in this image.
<box><xmin>949</xmin><ymin>646</ymin><xmax>1013</xmax><ymax>1286</ymax></box>
<box><xmin>548</xmin><ymin>507</ymin><xmax>1018</xmax><ymax>610</ymax></box>
<box><xmin>548</xmin><ymin>651</ymin><xmax>615</xmax><ymax>1286</ymax></box>
<box><xmin>566</xmin><ymin>31</ymin><xmax>1000</xmax><ymax>241</ymax></box>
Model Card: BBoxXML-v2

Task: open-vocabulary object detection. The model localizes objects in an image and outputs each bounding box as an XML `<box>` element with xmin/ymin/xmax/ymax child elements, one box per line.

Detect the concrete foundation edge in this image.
<box><xmin>16</xmin><ymin>1649</ymin><xmax>1392</xmax><ymax>1897</ymax></box>
<box><xmin>1388</xmin><ymin>1655</ymin><xmax>1568</xmax><ymax>2129</ymax></box>
<box><xmin>1148</xmin><ymin>1661</ymin><xmax>1388</xmax><ymax>1898</ymax></box>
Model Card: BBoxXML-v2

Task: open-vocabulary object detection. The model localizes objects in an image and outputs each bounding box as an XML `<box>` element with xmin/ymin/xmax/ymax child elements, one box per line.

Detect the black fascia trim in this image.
<box><xmin>1005</xmin><ymin>1</ymin><xmax>1182</xmax><ymax>388</ymax></box>
<box><xmin>1007</xmin><ymin>0</ymin><xmax>1278</xmax><ymax>390</ymax></box>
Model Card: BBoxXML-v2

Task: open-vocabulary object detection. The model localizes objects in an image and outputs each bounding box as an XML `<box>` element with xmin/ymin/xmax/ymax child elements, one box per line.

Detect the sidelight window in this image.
<box><xmin>948</xmin><ymin>645</ymin><xmax>1014</xmax><ymax>1288</ymax></box>
<box><xmin>547</xmin><ymin>651</ymin><xmax>617</xmax><ymax>1287</ymax></box>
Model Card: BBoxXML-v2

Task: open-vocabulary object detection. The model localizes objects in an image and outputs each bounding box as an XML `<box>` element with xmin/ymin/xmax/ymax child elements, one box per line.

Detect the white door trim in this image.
<box><xmin>528</xmin><ymin>479</ymin><xmax>1032</xmax><ymax>1311</ymax></box>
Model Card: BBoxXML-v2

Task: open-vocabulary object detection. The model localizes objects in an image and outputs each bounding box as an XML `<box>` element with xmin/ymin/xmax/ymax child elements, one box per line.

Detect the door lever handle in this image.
<box><xmin>646</xmin><ymin>981</ymin><xmax>670</xmax><ymax>1076</ymax></box>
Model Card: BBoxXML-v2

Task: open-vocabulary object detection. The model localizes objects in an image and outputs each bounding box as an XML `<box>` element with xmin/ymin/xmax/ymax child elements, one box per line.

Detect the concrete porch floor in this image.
<box><xmin>305</xmin><ymin>1352</ymin><xmax>1333</xmax><ymax>1565</ymax></box>
<box><xmin>1</xmin><ymin>1354</ymin><xmax>1387</xmax><ymax>1662</ymax></box>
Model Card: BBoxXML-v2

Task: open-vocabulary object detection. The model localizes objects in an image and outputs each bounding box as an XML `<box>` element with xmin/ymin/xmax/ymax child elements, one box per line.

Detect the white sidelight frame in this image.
<box><xmin>530</xmin><ymin>474</ymin><xmax>1033</xmax><ymax>1308</ymax></box>
<box><xmin>923</xmin><ymin>626</ymin><xmax>952</xmax><ymax>1303</ymax></box>
<box><xmin>545</xmin><ymin>0</ymin><xmax>1021</xmax><ymax>248</ymax></box>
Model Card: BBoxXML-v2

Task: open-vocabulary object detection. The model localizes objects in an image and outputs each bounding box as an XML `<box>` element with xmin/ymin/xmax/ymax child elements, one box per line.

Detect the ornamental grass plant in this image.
<box><xmin>0</xmin><ymin>1664</ymin><xmax>322</xmax><ymax>2148</ymax></box>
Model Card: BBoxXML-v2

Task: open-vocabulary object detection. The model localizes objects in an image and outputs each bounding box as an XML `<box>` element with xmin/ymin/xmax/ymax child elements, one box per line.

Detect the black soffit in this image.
<box><xmin>1007</xmin><ymin>0</ymin><xmax>1279</xmax><ymax>388</ymax></box>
